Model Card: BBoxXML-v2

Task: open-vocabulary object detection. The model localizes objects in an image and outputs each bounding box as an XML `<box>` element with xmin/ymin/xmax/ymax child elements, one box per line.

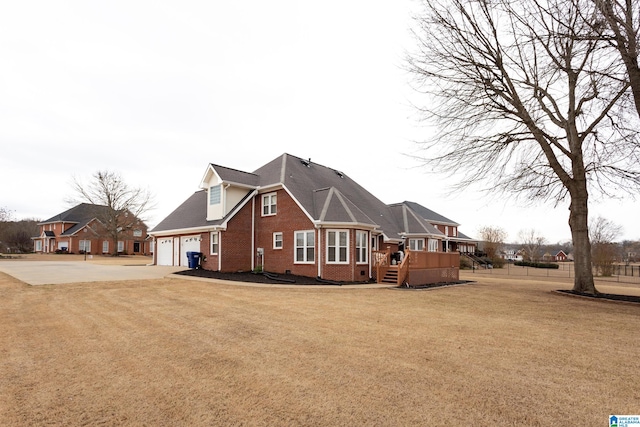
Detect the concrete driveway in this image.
<box><xmin>0</xmin><ymin>260</ymin><xmax>185</xmax><ymax>285</ymax></box>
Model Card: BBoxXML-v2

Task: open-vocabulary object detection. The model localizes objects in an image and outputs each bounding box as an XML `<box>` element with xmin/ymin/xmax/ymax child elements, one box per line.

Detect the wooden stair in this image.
<box><xmin>381</xmin><ymin>268</ymin><xmax>399</xmax><ymax>284</ymax></box>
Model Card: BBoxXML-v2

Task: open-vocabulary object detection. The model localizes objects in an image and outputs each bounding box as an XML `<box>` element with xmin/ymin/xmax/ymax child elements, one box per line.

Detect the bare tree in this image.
<box><xmin>478</xmin><ymin>226</ymin><xmax>508</xmax><ymax>264</ymax></box>
<box><xmin>0</xmin><ymin>207</ymin><xmax>12</xmax><ymax>253</ymax></box>
<box><xmin>71</xmin><ymin>171</ymin><xmax>154</xmax><ymax>256</ymax></box>
<box><xmin>593</xmin><ymin>0</ymin><xmax>640</xmax><ymax>117</ymax></box>
<box><xmin>590</xmin><ymin>216</ymin><xmax>622</xmax><ymax>275</ymax></box>
<box><xmin>408</xmin><ymin>0</ymin><xmax>640</xmax><ymax>294</ymax></box>
<box><xmin>0</xmin><ymin>207</ymin><xmax>12</xmax><ymax>222</ymax></box>
<box><xmin>518</xmin><ymin>229</ymin><xmax>547</xmax><ymax>262</ymax></box>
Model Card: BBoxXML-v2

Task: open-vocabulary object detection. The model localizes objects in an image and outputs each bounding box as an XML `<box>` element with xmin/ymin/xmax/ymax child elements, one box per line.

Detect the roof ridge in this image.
<box><xmin>210</xmin><ymin>163</ymin><xmax>258</xmax><ymax>176</ymax></box>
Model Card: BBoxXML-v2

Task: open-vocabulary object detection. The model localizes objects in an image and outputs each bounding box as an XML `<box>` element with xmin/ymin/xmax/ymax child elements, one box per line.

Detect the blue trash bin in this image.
<box><xmin>192</xmin><ymin>252</ymin><xmax>201</xmax><ymax>268</ymax></box>
<box><xmin>186</xmin><ymin>251</ymin><xmax>197</xmax><ymax>268</ymax></box>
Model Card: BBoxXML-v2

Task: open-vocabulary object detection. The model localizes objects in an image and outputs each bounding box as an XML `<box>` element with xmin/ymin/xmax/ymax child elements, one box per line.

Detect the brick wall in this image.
<box><xmin>219</xmin><ymin>199</ymin><xmax>253</xmax><ymax>272</ymax></box>
<box><xmin>255</xmin><ymin>189</ymin><xmax>317</xmax><ymax>277</ymax></box>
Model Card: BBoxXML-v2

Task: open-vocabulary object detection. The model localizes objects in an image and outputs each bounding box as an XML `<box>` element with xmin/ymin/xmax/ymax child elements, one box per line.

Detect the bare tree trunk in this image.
<box><xmin>568</xmin><ymin>193</ymin><xmax>597</xmax><ymax>294</ymax></box>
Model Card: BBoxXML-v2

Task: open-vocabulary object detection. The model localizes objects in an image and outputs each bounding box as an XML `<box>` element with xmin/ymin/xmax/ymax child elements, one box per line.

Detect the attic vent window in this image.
<box><xmin>300</xmin><ymin>158</ymin><xmax>311</xmax><ymax>167</ymax></box>
<box><xmin>335</xmin><ymin>170</ymin><xmax>344</xmax><ymax>178</ymax></box>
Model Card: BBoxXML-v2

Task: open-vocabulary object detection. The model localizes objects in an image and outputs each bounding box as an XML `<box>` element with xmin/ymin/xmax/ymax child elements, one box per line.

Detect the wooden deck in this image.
<box><xmin>373</xmin><ymin>248</ymin><xmax>460</xmax><ymax>286</ymax></box>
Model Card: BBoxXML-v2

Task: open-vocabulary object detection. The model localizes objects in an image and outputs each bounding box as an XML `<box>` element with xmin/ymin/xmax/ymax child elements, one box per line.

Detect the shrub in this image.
<box><xmin>459</xmin><ymin>256</ymin><xmax>473</xmax><ymax>270</ymax></box>
<box><xmin>514</xmin><ymin>261</ymin><xmax>559</xmax><ymax>269</ymax></box>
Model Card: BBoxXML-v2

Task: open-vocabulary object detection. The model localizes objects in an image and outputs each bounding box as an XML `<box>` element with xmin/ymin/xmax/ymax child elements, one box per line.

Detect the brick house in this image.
<box><xmin>33</xmin><ymin>203</ymin><xmax>150</xmax><ymax>255</ymax></box>
<box><xmin>149</xmin><ymin>154</ymin><xmax>476</xmax><ymax>284</ymax></box>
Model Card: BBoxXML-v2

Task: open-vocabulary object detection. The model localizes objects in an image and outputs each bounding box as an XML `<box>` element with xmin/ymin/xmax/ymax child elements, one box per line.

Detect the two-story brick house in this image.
<box><xmin>150</xmin><ymin>154</ymin><xmax>476</xmax><ymax>283</ymax></box>
<box><xmin>33</xmin><ymin>203</ymin><xmax>149</xmax><ymax>255</ymax></box>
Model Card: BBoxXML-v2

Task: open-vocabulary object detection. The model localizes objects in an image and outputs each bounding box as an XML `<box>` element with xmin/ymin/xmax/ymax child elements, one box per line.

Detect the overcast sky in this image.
<box><xmin>1</xmin><ymin>0</ymin><xmax>638</xmax><ymax>243</ymax></box>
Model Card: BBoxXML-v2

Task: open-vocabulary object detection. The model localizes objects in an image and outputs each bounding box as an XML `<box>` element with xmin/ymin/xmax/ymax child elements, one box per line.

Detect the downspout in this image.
<box><xmin>222</xmin><ymin>183</ymin><xmax>231</xmax><ymax>218</ymax></box>
<box><xmin>368</xmin><ymin>231</ymin><xmax>372</xmax><ymax>280</ymax></box>
<box><xmin>253</xmin><ymin>197</ymin><xmax>257</xmax><ymax>270</ymax></box>
<box><xmin>218</xmin><ymin>231</ymin><xmax>222</xmax><ymax>271</ymax></box>
<box><xmin>316</xmin><ymin>224</ymin><xmax>322</xmax><ymax>278</ymax></box>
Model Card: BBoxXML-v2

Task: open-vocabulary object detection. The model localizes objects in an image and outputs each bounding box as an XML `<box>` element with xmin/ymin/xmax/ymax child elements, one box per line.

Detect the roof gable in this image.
<box><xmin>400</xmin><ymin>201</ymin><xmax>460</xmax><ymax>226</ymax></box>
<box><xmin>388</xmin><ymin>203</ymin><xmax>443</xmax><ymax>236</ymax></box>
<box><xmin>312</xmin><ymin>187</ymin><xmax>378</xmax><ymax>226</ymax></box>
<box><xmin>200</xmin><ymin>163</ymin><xmax>259</xmax><ymax>189</ymax></box>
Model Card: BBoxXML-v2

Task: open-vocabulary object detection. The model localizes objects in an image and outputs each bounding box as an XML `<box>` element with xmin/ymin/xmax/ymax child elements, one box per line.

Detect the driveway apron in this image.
<box><xmin>0</xmin><ymin>261</ymin><xmax>184</xmax><ymax>285</ymax></box>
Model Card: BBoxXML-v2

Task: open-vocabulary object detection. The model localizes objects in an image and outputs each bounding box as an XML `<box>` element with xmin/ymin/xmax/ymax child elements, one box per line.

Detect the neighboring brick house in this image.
<box><xmin>33</xmin><ymin>203</ymin><xmax>150</xmax><ymax>255</ymax></box>
<box><xmin>149</xmin><ymin>153</ymin><xmax>476</xmax><ymax>282</ymax></box>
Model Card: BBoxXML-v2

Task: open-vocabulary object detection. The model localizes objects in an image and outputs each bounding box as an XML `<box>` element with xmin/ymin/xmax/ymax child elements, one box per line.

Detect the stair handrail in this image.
<box><xmin>373</xmin><ymin>247</ymin><xmax>391</xmax><ymax>283</ymax></box>
<box><xmin>397</xmin><ymin>248</ymin><xmax>410</xmax><ymax>285</ymax></box>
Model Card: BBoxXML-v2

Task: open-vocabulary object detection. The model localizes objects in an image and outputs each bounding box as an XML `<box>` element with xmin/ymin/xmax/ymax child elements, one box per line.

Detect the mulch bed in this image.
<box><xmin>555</xmin><ymin>289</ymin><xmax>640</xmax><ymax>304</ymax></box>
<box><xmin>174</xmin><ymin>269</ymin><xmax>352</xmax><ymax>285</ymax></box>
<box><xmin>174</xmin><ymin>268</ymin><xmax>473</xmax><ymax>289</ymax></box>
<box><xmin>395</xmin><ymin>280</ymin><xmax>474</xmax><ymax>290</ymax></box>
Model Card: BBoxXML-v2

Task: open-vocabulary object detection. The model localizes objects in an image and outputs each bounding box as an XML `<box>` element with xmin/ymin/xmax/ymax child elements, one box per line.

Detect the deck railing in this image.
<box><xmin>372</xmin><ymin>247</ymin><xmax>460</xmax><ymax>285</ymax></box>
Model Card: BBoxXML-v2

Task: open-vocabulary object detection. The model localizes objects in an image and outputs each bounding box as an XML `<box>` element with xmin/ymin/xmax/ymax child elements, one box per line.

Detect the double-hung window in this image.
<box><xmin>117</xmin><ymin>241</ymin><xmax>125</xmax><ymax>253</ymax></box>
<box><xmin>294</xmin><ymin>231</ymin><xmax>314</xmax><ymax>263</ymax></box>
<box><xmin>79</xmin><ymin>240</ymin><xmax>91</xmax><ymax>253</ymax></box>
<box><xmin>428</xmin><ymin>239</ymin><xmax>438</xmax><ymax>252</ymax></box>
<box><xmin>273</xmin><ymin>232</ymin><xmax>283</xmax><ymax>249</ymax></box>
<box><xmin>211</xmin><ymin>232</ymin><xmax>219</xmax><ymax>254</ymax></box>
<box><xmin>409</xmin><ymin>238</ymin><xmax>424</xmax><ymax>251</ymax></box>
<box><xmin>102</xmin><ymin>241</ymin><xmax>109</xmax><ymax>253</ymax></box>
<box><xmin>262</xmin><ymin>193</ymin><xmax>277</xmax><ymax>216</ymax></box>
<box><xmin>327</xmin><ymin>230</ymin><xmax>348</xmax><ymax>263</ymax></box>
<box><xmin>356</xmin><ymin>231</ymin><xmax>368</xmax><ymax>264</ymax></box>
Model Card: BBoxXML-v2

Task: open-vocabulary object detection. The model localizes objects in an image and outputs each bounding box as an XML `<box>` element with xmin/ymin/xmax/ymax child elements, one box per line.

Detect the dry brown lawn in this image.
<box><xmin>1</xmin><ymin>265</ymin><xmax>638</xmax><ymax>426</ymax></box>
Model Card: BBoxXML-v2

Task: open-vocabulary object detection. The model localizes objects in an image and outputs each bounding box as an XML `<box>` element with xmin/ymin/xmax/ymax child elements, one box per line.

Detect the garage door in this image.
<box><xmin>180</xmin><ymin>235</ymin><xmax>202</xmax><ymax>267</ymax></box>
<box><xmin>156</xmin><ymin>238</ymin><xmax>174</xmax><ymax>266</ymax></box>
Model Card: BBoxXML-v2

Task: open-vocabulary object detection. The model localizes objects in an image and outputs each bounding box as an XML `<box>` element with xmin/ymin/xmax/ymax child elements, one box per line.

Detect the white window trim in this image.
<box><xmin>356</xmin><ymin>230</ymin><xmax>368</xmax><ymax>264</ymax></box>
<box><xmin>294</xmin><ymin>230</ymin><xmax>314</xmax><ymax>264</ymax></box>
<box><xmin>102</xmin><ymin>241</ymin><xmax>109</xmax><ymax>253</ymax></box>
<box><xmin>210</xmin><ymin>232</ymin><xmax>219</xmax><ymax>255</ymax></box>
<box><xmin>79</xmin><ymin>240</ymin><xmax>91</xmax><ymax>253</ymax></box>
<box><xmin>273</xmin><ymin>232</ymin><xmax>283</xmax><ymax>249</ymax></box>
<box><xmin>428</xmin><ymin>238</ymin><xmax>439</xmax><ymax>252</ymax></box>
<box><xmin>409</xmin><ymin>238</ymin><xmax>425</xmax><ymax>251</ymax></box>
<box><xmin>262</xmin><ymin>192</ymin><xmax>277</xmax><ymax>216</ymax></box>
<box><xmin>326</xmin><ymin>229</ymin><xmax>349</xmax><ymax>264</ymax></box>
<box><xmin>117</xmin><ymin>241</ymin><xmax>125</xmax><ymax>253</ymax></box>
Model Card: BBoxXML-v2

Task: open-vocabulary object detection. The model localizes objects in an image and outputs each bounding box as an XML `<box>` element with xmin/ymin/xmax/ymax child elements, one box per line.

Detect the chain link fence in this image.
<box><xmin>466</xmin><ymin>262</ymin><xmax>640</xmax><ymax>285</ymax></box>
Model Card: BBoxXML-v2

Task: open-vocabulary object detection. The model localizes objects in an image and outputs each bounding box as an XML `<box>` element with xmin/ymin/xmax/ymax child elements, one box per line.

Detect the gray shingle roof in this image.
<box><xmin>254</xmin><ymin>153</ymin><xmax>403</xmax><ymax>238</ymax></box>
<box><xmin>210</xmin><ymin>164</ymin><xmax>259</xmax><ymax>187</ymax></box>
<box><xmin>400</xmin><ymin>201</ymin><xmax>460</xmax><ymax>226</ymax></box>
<box><xmin>40</xmin><ymin>203</ymin><xmax>108</xmax><ymax>236</ymax></box>
<box><xmin>152</xmin><ymin>153</ymin><xmax>474</xmax><ymax>242</ymax></box>
<box><xmin>150</xmin><ymin>190</ymin><xmax>255</xmax><ymax>233</ymax></box>
<box><xmin>388</xmin><ymin>203</ymin><xmax>444</xmax><ymax>236</ymax></box>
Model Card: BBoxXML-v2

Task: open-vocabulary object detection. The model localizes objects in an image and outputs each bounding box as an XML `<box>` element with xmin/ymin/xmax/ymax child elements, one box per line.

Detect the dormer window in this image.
<box><xmin>262</xmin><ymin>193</ymin><xmax>277</xmax><ymax>216</ymax></box>
<box><xmin>209</xmin><ymin>185</ymin><xmax>221</xmax><ymax>205</ymax></box>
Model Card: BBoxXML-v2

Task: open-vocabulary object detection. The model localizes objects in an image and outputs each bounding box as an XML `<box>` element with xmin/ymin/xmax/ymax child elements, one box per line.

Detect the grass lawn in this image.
<box><xmin>0</xmin><ymin>267</ymin><xmax>638</xmax><ymax>426</ymax></box>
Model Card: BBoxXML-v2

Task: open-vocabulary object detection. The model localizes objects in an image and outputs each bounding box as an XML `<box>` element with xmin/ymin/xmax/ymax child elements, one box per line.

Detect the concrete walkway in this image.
<box><xmin>0</xmin><ymin>260</ymin><xmax>184</xmax><ymax>285</ymax></box>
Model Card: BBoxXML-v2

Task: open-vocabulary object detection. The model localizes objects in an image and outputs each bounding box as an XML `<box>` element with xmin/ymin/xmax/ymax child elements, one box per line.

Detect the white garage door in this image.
<box><xmin>180</xmin><ymin>235</ymin><xmax>202</xmax><ymax>267</ymax></box>
<box><xmin>156</xmin><ymin>238</ymin><xmax>174</xmax><ymax>266</ymax></box>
